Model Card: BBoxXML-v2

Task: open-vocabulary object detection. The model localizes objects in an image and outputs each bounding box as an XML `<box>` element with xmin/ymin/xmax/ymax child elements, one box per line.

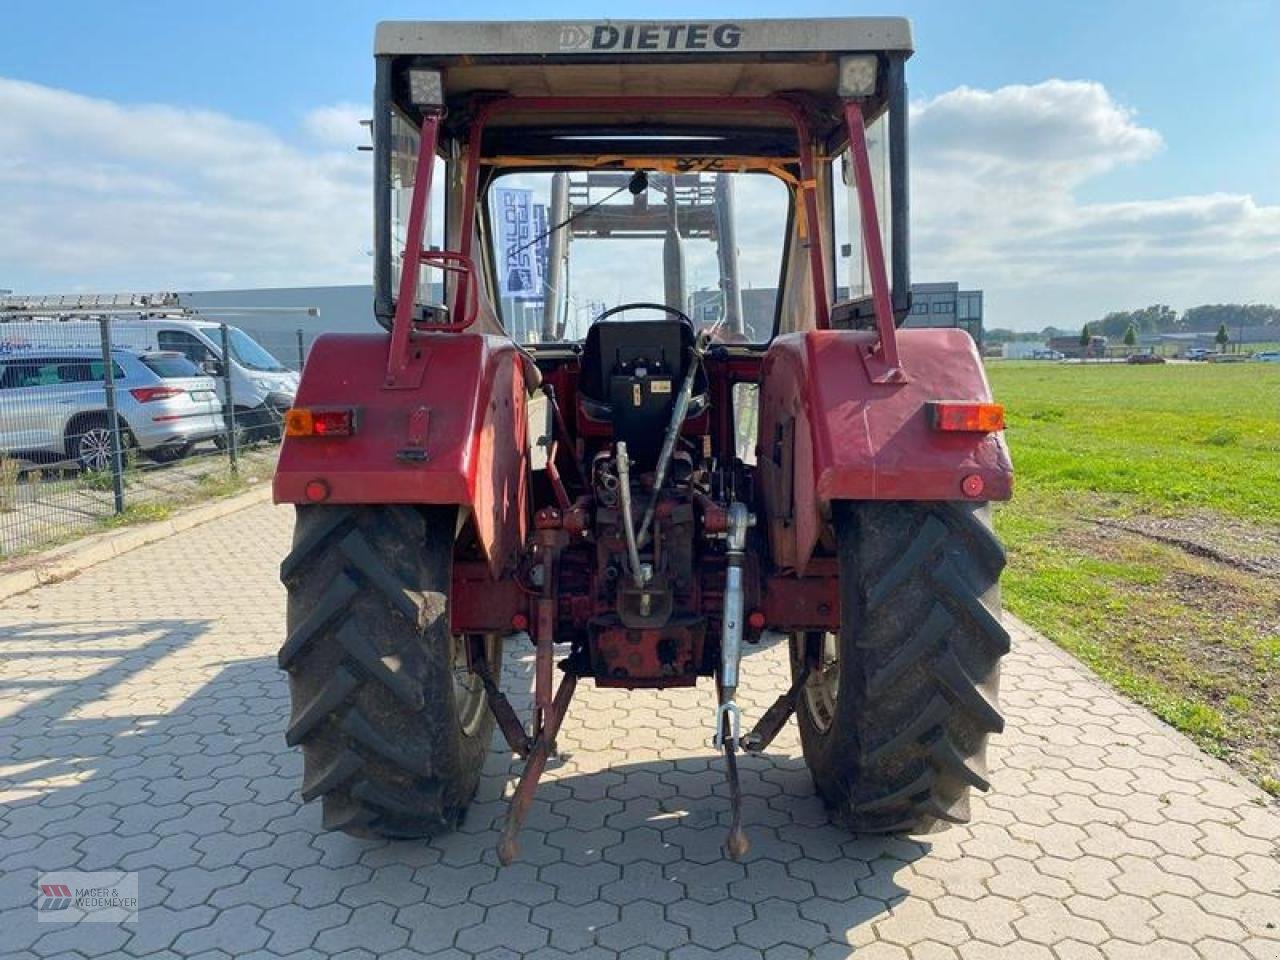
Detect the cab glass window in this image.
<box><xmin>831</xmin><ymin>110</ymin><xmax>891</xmax><ymax>302</ymax></box>
<box><xmin>389</xmin><ymin>109</ymin><xmax>446</xmax><ymax>308</ymax></box>
<box><xmin>485</xmin><ymin>170</ymin><xmax>789</xmax><ymax>345</ymax></box>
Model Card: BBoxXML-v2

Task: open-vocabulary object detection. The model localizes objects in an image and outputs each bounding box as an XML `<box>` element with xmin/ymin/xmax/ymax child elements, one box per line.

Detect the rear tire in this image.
<box><xmin>279</xmin><ymin>504</ymin><xmax>499</xmax><ymax>838</ymax></box>
<box><xmin>146</xmin><ymin>442</ymin><xmax>192</xmax><ymax>464</ymax></box>
<box><xmin>792</xmin><ymin>500</ymin><xmax>1008</xmax><ymax>833</ymax></box>
<box><xmin>214</xmin><ymin>406</ymin><xmax>262</xmax><ymax>451</ymax></box>
<box><xmin>65</xmin><ymin>414</ymin><xmax>135</xmax><ymax>472</ymax></box>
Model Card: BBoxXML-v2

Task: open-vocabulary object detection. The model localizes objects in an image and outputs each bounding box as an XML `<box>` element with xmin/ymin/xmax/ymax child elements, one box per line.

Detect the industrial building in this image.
<box><xmin>904</xmin><ymin>282</ymin><xmax>984</xmax><ymax>344</ymax></box>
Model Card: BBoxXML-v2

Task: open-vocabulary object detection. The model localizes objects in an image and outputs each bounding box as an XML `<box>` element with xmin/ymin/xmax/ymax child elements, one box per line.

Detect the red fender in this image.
<box><xmin>758</xmin><ymin>328</ymin><xmax>1013</xmax><ymax>573</ymax></box>
<box><xmin>273</xmin><ymin>332</ymin><xmax>531</xmax><ymax>578</ymax></box>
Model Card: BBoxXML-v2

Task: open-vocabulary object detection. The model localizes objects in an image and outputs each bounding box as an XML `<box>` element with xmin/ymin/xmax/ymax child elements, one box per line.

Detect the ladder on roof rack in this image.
<box><xmin>0</xmin><ymin>292</ymin><xmax>179</xmax><ymax>311</ymax></box>
<box><xmin>0</xmin><ymin>292</ymin><xmax>320</xmax><ymax>322</ymax></box>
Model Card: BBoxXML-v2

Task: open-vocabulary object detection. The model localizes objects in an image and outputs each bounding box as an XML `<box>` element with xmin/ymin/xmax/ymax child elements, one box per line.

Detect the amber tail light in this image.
<box><xmin>926</xmin><ymin>401</ymin><xmax>1005</xmax><ymax>433</ymax></box>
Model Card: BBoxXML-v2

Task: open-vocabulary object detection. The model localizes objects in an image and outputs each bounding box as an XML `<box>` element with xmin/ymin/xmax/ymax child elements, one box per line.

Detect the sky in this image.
<box><xmin>2</xmin><ymin>0</ymin><xmax>1278</xmax><ymax>330</ymax></box>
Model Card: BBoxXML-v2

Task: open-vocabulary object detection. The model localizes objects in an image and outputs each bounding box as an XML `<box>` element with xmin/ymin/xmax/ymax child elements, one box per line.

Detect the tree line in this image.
<box><xmin>987</xmin><ymin>303</ymin><xmax>1280</xmax><ymax>343</ymax></box>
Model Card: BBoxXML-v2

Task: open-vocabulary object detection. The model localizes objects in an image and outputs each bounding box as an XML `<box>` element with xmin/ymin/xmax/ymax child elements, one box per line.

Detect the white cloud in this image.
<box><xmin>914</xmin><ymin>81</ymin><xmax>1163</xmax><ymax>186</ymax></box>
<box><xmin>0</xmin><ymin>78</ymin><xmax>371</xmax><ymax>292</ymax></box>
<box><xmin>909</xmin><ymin>80</ymin><xmax>1280</xmax><ymax>327</ymax></box>
<box><xmin>302</xmin><ymin>102</ymin><xmax>369</xmax><ymax>148</ymax></box>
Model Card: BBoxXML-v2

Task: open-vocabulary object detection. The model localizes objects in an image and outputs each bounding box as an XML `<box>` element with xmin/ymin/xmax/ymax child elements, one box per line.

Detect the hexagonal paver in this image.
<box><xmin>667</xmin><ymin>895</ymin><xmax>753</xmax><ymax>949</ymax></box>
<box><xmin>313</xmin><ymin>902</ymin><xmax>409</xmax><ymax>956</ymax></box>
<box><xmin>738</xmin><ymin>898</ymin><xmax>829</xmax><ymax>950</ymax></box>
<box><xmin>397</xmin><ymin>902</ymin><xmax>484</xmax><ymax>954</ymax></box>
<box><xmin>600</xmin><ymin>860</ymin><xmax>685</xmax><ymax>906</ymax></box>
<box><xmin>456</xmin><ymin>903</ymin><xmax>549</xmax><ymax>954</ymax></box>
<box><xmin>0</xmin><ymin>500</ymin><xmax>1277</xmax><ymax>958</ymax></box>
<box><xmin>259</xmin><ymin>902</ymin><xmax>351</xmax><ymax>955</ymax></box>
<box><xmin>596</xmin><ymin>900</ymin><xmax>688</xmax><ymax>952</ymax></box>
<box><xmin>535</xmin><ymin>899</ymin><xmax>620</xmax><ymax>952</ymax></box>
<box><xmin>171</xmin><ymin>904</ymin><xmax>270</xmax><ymax>956</ymax></box>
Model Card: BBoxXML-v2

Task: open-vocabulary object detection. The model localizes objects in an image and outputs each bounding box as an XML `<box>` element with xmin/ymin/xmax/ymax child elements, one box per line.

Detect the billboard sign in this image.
<box><xmin>494</xmin><ymin>187</ymin><xmax>545</xmax><ymax>301</ymax></box>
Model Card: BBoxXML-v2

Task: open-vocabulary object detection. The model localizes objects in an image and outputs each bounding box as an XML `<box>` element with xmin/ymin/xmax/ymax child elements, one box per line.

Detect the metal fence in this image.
<box><xmin>0</xmin><ymin>319</ymin><xmax>290</xmax><ymax>560</ymax></box>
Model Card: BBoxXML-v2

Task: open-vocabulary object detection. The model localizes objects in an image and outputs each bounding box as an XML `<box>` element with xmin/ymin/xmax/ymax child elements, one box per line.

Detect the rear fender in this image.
<box><xmin>273</xmin><ymin>332</ymin><xmax>531</xmax><ymax>577</ymax></box>
<box><xmin>758</xmin><ymin>328</ymin><xmax>1012</xmax><ymax>573</ymax></box>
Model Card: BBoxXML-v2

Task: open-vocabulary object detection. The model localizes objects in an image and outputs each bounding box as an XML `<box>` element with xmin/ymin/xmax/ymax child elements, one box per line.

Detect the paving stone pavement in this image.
<box><xmin>1</xmin><ymin>501</ymin><xmax>1278</xmax><ymax>959</ymax></box>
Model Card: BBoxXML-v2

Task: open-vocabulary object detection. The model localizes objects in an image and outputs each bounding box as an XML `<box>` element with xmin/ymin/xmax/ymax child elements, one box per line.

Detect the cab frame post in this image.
<box><xmin>385</xmin><ymin>111</ymin><xmax>441</xmax><ymax>389</ymax></box>
<box><xmin>843</xmin><ymin>99</ymin><xmax>905</xmax><ymax>383</ymax></box>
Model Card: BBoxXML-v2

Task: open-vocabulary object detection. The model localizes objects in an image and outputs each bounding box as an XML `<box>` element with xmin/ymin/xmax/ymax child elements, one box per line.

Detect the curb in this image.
<box><xmin>0</xmin><ymin>483</ymin><xmax>274</xmax><ymax>603</ymax></box>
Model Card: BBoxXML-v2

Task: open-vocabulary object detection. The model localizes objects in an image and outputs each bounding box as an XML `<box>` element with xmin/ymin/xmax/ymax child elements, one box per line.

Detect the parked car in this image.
<box><xmin>0</xmin><ymin>349</ymin><xmax>225</xmax><ymax>470</ymax></box>
<box><xmin>1253</xmin><ymin>351</ymin><xmax>1280</xmax><ymax>363</ymax></box>
<box><xmin>0</xmin><ymin>318</ymin><xmax>298</xmax><ymax>444</ymax></box>
<box><xmin>1031</xmin><ymin>349</ymin><xmax>1065</xmax><ymax>360</ymax></box>
<box><xmin>1184</xmin><ymin>347</ymin><xmax>1213</xmax><ymax>361</ymax></box>
<box><xmin>1126</xmin><ymin>352</ymin><xmax>1166</xmax><ymax>364</ymax></box>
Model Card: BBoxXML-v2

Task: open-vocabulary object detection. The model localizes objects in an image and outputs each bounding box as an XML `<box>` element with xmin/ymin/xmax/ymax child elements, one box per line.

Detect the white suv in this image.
<box><xmin>0</xmin><ymin>349</ymin><xmax>225</xmax><ymax>470</ymax></box>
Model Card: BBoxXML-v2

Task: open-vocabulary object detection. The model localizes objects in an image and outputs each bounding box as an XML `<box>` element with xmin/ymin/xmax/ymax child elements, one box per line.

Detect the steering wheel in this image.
<box><xmin>593</xmin><ymin>302</ymin><xmax>694</xmax><ymax>328</ymax></box>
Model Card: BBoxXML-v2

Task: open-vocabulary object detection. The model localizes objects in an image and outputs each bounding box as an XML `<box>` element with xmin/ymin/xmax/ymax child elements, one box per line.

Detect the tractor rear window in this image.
<box><xmin>486</xmin><ymin>170</ymin><xmax>789</xmax><ymax>345</ymax></box>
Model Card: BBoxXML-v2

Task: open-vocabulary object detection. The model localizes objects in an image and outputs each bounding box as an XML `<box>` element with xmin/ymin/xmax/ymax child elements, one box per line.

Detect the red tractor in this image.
<box><xmin>275</xmin><ymin>18</ymin><xmax>1012</xmax><ymax>863</ymax></box>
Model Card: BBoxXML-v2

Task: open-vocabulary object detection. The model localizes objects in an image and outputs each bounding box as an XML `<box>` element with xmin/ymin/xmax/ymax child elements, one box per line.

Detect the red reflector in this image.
<box><xmin>961</xmin><ymin>474</ymin><xmax>985</xmax><ymax>498</ymax></box>
<box><xmin>130</xmin><ymin>386</ymin><xmax>184</xmax><ymax>403</ymax></box>
<box><xmin>304</xmin><ymin>479</ymin><xmax>330</xmax><ymax>502</ymax></box>
<box><xmin>748</xmin><ymin>610</ymin><xmax>766</xmax><ymax>630</ymax></box>
<box><xmin>927</xmin><ymin>401</ymin><xmax>1005</xmax><ymax>433</ymax></box>
<box><xmin>312</xmin><ymin>410</ymin><xmax>354</xmax><ymax>436</ymax></box>
<box><xmin>511</xmin><ymin>613</ymin><xmax>529</xmax><ymax>632</ymax></box>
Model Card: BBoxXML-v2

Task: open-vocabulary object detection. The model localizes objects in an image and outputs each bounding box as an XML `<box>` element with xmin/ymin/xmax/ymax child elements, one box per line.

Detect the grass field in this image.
<box><xmin>987</xmin><ymin>361</ymin><xmax>1280</xmax><ymax>794</ymax></box>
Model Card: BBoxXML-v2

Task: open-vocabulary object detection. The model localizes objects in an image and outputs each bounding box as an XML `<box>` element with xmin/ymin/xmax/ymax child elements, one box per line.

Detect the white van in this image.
<box><xmin>0</xmin><ymin>317</ymin><xmax>299</xmax><ymax>441</ymax></box>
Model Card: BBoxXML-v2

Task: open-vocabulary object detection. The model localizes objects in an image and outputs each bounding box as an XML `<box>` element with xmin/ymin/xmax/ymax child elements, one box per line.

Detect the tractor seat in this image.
<box><xmin>578</xmin><ymin>316</ymin><xmax>708</xmax><ymax>467</ymax></box>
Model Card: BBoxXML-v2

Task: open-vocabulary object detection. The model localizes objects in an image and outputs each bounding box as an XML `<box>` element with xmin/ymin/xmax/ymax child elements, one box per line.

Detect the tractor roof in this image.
<box><xmin>376</xmin><ymin>17</ymin><xmax>911</xmax><ymax>158</ymax></box>
<box><xmin>376</xmin><ymin>19</ymin><xmax>912</xmax><ymax>154</ymax></box>
<box><xmin>375</xmin><ymin>18</ymin><xmax>913</xmax><ymax>59</ymax></box>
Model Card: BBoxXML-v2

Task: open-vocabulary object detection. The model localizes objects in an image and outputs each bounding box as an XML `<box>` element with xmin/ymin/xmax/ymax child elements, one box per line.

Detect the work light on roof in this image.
<box><xmin>837</xmin><ymin>54</ymin><xmax>879</xmax><ymax>98</ymax></box>
<box><xmin>408</xmin><ymin>69</ymin><xmax>444</xmax><ymax>109</ymax></box>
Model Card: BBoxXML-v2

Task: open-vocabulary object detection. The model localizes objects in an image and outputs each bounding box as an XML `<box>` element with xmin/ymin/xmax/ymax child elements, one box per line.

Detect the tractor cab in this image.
<box><xmin>361</xmin><ymin>17</ymin><xmax>923</xmax><ymax>540</ymax></box>
<box><xmin>275</xmin><ymin>19</ymin><xmax>1012</xmax><ymax>865</ymax></box>
<box><xmin>370</xmin><ymin>18</ymin><xmax>914</xmax><ymax>360</ymax></box>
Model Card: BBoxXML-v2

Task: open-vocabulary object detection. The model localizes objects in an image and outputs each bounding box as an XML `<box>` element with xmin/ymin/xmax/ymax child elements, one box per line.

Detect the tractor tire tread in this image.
<box><xmin>340</xmin><ymin>707</ymin><xmax>435</xmax><ymax>777</ymax></box>
<box><xmin>285</xmin><ymin>664</ymin><xmax>359</xmax><ymax>746</ymax></box>
<box><xmin>864</xmin><ymin>604</ymin><xmax>953</xmax><ymax>697</ymax></box>
<box><xmin>279</xmin><ymin>504</ymin><xmax>497</xmax><ymax>840</ymax></box>
<box><xmin>794</xmin><ymin>500</ymin><xmax>1007</xmax><ymax>835</ymax></box>
<box><xmin>337</xmin><ymin>620</ymin><xmax>426</xmax><ymax>711</ymax></box>
<box><xmin>930</xmin><ymin>647</ymin><xmax>1005</xmax><ymax>734</ymax></box>
<box><xmin>927</xmin><ymin>731</ymin><xmax>991</xmax><ymax>791</ymax></box>
<box><xmin>277</xmin><ymin>573</ymin><xmax>359</xmax><ymax>670</ymax></box>
<box><xmin>337</xmin><ymin>528</ymin><xmax>426</xmax><ymax>625</ymax></box>
<box><xmin>279</xmin><ymin>507</ymin><xmax>356</xmax><ymax>584</ymax></box>
<box><xmin>300</xmin><ymin>749</ymin><xmax>364</xmax><ymax>802</ymax></box>
<box><xmin>864</xmin><ymin>515</ymin><xmax>949</xmax><ymax>616</ymax></box>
